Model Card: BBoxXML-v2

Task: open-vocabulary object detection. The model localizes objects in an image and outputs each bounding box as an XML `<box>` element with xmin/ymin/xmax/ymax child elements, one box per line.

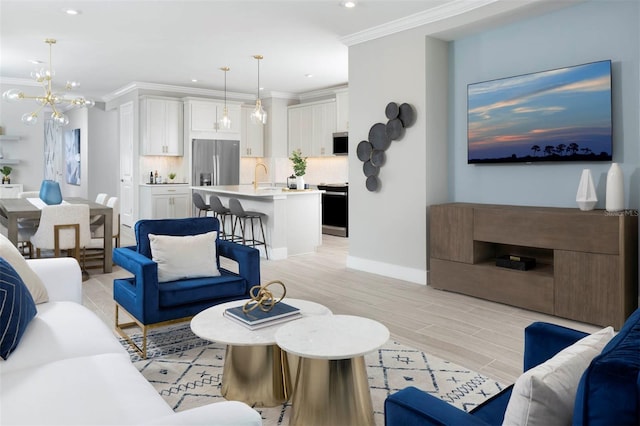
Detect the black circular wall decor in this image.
<box><xmin>363</xmin><ymin>160</ymin><xmax>379</xmax><ymax>177</ymax></box>
<box><xmin>385</xmin><ymin>102</ymin><xmax>399</xmax><ymax>119</ymax></box>
<box><xmin>366</xmin><ymin>175</ymin><xmax>380</xmax><ymax>192</ymax></box>
<box><xmin>398</xmin><ymin>103</ymin><xmax>416</xmax><ymax>128</ymax></box>
<box><xmin>357</xmin><ymin>101</ymin><xmax>416</xmax><ymax>192</ymax></box>
<box><xmin>370</xmin><ymin>150</ymin><xmax>386</xmax><ymax>167</ymax></box>
<box><xmin>369</xmin><ymin>123</ymin><xmax>391</xmax><ymax>151</ymax></box>
<box><xmin>356</xmin><ymin>140</ymin><xmax>373</xmax><ymax>162</ymax></box>
<box><xmin>385</xmin><ymin>118</ymin><xmax>405</xmax><ymax>141</ymax></box>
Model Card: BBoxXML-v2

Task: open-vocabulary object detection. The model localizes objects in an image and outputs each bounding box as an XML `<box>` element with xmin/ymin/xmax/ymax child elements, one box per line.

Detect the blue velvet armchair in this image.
<box><xmin>385</xmin><ymin>307</ymin><xmax>640</xmax><ymax>426</ymax></box>
<box><xmin>113</xmin><ymin>217</ymin><xmax>260</xmax><ymax>358</ymax></box>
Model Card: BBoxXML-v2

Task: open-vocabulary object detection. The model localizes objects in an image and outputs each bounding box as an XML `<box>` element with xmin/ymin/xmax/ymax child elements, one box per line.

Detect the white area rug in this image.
<box><xmin>120</xmin><ymin>324</ymin><xmax>505</xmax><ymax>425</ymax></box>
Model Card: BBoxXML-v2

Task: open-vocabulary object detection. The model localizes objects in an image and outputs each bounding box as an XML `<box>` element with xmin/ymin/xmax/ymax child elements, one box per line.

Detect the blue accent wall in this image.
<box><xmin>450</xmin><ymin>1</ymin><xmax>640</xmax><ymax>209</ymax></box>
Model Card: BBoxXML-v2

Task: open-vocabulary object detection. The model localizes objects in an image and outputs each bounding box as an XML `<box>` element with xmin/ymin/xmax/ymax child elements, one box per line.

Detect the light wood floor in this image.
<box><xmin>83</xmin><ymin>231</ymin><xmax>600</xmax><ymax>385</ymax></box>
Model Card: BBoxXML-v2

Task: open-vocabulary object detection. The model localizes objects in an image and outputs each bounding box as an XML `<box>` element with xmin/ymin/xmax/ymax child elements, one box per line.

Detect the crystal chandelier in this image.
<box><xmin>218</xmin><ymin>66</ymin><xmax>232</xmax><ymax>130</ymax></box>
<box><xmin>2</xmin><ymin>38</ymin><xmax>94</xmax><ymax>127</ymax></box>
<box><xmin>250</xmin><ymin>55</ymin><xmax>267</xmax><ymax>125</ymax></box>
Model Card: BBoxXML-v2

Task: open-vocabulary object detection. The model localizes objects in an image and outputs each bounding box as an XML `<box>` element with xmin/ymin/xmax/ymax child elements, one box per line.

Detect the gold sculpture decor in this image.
<box><xmin>242</xmin><ymin>280</ymin><xmax>287</xmax><ymax>314</ymax></box>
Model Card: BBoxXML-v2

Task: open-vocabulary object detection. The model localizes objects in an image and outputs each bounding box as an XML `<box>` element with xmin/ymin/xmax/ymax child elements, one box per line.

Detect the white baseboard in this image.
<box><xmin>346</xmin><ymin>255</ymin><xmax>427</xmax><ymax>285</ymax></box>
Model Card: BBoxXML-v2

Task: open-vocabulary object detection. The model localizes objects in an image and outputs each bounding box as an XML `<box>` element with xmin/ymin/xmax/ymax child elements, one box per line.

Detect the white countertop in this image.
<box><xmin>190</xmin><ymin>298</ymin><xmax>332</xmax><ymax>346</ymax></box>
<box><xmin>275</xmin><ymin>315</ymin><xmax>390</xmax><ymax>359</ymax></box>
<box><xmin>192</xmin><ymin>184</ymin><xmax>323</xmax><ymax>197</ymax></box>
<box><xmin>140</xmin><ymin>183</ymin><xmax>190</xmax><ymax>187</ymax></box>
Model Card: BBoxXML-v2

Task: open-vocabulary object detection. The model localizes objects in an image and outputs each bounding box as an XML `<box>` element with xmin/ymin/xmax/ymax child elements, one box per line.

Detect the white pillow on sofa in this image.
<box><xmin>502</xmin><ymin>326</ymin><xmax>614</xmax><ymax>426</ymax></box>
<box><xmin>0</xmin><ymin>233</ymin><xmax>48</xmax><ymax>304</ymax></box>
<box><xmin>148</xmin><ymin>231</ymin><xmax>220</xmax><ymax>283</ymax></box>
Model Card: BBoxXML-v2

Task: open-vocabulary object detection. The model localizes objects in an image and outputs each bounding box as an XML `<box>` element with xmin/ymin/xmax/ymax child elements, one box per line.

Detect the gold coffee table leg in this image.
<box><xmin>222</xmin><ymin>344</ymin><xmax>290</xmax><ymax>407</ymax></box>
<box><xmin>289</xmin><ymin>355</ymin><xmax>374</xmax><ymax>426</ymax></box>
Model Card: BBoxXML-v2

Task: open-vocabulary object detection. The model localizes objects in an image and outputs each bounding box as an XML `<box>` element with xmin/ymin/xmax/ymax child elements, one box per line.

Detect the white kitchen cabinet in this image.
<box><xmin>335</xmin><ymin>89</ymin><xmax>349</xmax><ymax>132</ymax></box>
<box><xmin>312</xmin><ymin>101</ymin><xmax>336</xmax><ymax>156</ymax></box>
<box><xmin>188</xmin><ymin>100</ymin><xmax>241</xmax><ymax>135</ymax></box>
<box><xmin>288</xmin><ymin>100</ymin><xmax>336</xmax><ymax>157</ymax></box>
<box><xmin>240</xmin><ymin>106</ymin><xmax>264</xmax><ymax>157</ymax></box>
<box><xmin>139</xmin><ymin>185</ymin><xmax>191</xmax><ymax>219</ymax></box>
<box><xmin>140</xmin><ymin>97</ymin><xmax>184</xmax><ymax>156</ymax></box>
<box><xmin>0</xmin><ymin>184</ymin><xmax>23</xmax><ymax>198</ymax></box>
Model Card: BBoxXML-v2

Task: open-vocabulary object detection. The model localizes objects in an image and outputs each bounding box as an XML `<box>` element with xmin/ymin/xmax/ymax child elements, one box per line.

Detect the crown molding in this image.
<box><xmin>340</xmin><ymin>0</ymin><xmax>504</xmax><ymax>46</ymax></box>
<box><xmin>298</xmin><ymin>84</ymin><xmax>349</xmax><ymax>101</ymax></box>
<box><xmin>102</xmin><ymin>81</ymin><xmax>256</xmax><ymax>103</ymax></box>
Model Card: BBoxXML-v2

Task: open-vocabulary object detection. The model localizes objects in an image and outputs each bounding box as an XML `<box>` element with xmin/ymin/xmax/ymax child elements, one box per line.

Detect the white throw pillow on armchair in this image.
<box><xmin>148</xmin><ymin>231</ymin><xmax>220</xmax><ymax>283</ymax></box>
<box><xmin>502</xmin><ymin>326</ymin><xmax>614</xmax><ymax>426</ymax></box>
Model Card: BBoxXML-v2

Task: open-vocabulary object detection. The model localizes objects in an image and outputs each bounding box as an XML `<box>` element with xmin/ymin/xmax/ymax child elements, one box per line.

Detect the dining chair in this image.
<box><xmin>30</xmin><ymin>204</ymin><xmax>91</xmax><ymax>271</ymax></box>
<box><xmin>90</xmin><ymin>193</ymin><xmax>109</xmax><ymax>226</ymax></box>
<box><xmin>84</xmin><ymin>196</ymin><xmax>120</xmax><ymax>270</ymax></box>
<box><xmin>16</xmin><ymin>191</ymin><xmax>42</xmax><ymax>257</ymax></box>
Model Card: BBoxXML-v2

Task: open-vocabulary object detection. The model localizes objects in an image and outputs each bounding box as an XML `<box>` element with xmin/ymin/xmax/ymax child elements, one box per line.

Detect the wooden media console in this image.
<box><xmin>429</xmin><ymin>203</ymin><xmax>638</xmax><ymax>329</ymax></box>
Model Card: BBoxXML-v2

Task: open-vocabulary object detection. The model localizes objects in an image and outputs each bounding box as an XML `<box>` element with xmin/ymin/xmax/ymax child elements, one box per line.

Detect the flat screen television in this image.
<box><xmin>467</xmin><ymin>60</ymin><xmax>612</xmax><ymax>164</ymax></box>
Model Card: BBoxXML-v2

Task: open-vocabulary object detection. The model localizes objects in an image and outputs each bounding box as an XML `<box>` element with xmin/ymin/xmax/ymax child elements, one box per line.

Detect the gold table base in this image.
<box><xmin>289</xmin><ymin>356</ymin><xmax>374</xmax><ymax>426</ymax></box>
<box><xmin>222</xmin><ymin>344</ymin><xmax>290</xmax><ymax>407</ymax></box>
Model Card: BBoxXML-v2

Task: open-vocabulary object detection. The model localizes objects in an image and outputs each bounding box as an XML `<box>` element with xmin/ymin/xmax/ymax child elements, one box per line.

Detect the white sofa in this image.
<box><xmin>0</xmin><ymin>257</ymin><xmax>262</xmax><ymax>426</ymax></box>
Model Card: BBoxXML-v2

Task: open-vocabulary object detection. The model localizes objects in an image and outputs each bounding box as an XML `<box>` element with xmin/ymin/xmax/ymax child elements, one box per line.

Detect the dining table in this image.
<box><xmin>0</xmin><ymin>197</ymin><xmax>114</xmax><ymax>273</ymax></box>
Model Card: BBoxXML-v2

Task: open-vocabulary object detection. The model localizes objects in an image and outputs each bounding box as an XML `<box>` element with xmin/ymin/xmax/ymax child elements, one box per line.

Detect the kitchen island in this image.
<box><xmin>192</xmin><ymin>185</ymin><xmax>323</xmax><ymax>259</ymax></box>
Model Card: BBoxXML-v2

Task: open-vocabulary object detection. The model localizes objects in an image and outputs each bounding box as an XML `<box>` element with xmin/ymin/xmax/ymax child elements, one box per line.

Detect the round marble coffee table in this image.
<box><xmin>275</xmin><ymin>315</ymin><xmax>389</xmax><ymax>426</ymax></box>
<box><xmin>190</xmin><ymin>298</ymin><xmax>331</xmax><ymax>407</ymax></box>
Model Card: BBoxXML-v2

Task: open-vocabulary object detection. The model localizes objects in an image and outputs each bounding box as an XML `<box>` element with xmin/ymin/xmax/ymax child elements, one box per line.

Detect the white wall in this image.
<box><xmin>0</xmin><ymin>82</ymin><xmax>46</xmax><ymax>191</ymax></box>
<box><xmin>87</xmin><ymin>105</ymin><xmax>119</xmax><ymax>201</ymax></box>
<box><xmin>347</xmin><ymin>29</ymin><xmax>449</xmax><ymax>285</ymax></box>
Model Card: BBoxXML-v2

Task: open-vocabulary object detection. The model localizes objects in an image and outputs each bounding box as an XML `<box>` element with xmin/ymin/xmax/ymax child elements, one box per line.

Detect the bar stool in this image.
<box><xmin>209</xmin><ymin>195</ymin><xmax>234</xmax><ymax>241</ymax></box>
<box><xmin>228</xmin><ymin>198</ymin><xmax>269</xmax><ymax>259</ymax></box>
<box><xmin>192</xmin><ymin>193</ymin><xmax>212</xmax><ymax>217</ymax></box>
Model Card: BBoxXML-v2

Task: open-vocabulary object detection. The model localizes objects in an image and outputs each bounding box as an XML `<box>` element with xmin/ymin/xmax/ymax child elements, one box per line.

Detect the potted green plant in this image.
<box><xmin>289</xmin><ymin>149</ymin><xmax>307</xmax><ymax>189</ymax></box>
<box><xmin>1</xmin><ymin>166</ymin><xmax>12</xmax><ymax>184</ymax></box>
<box><xmin>168</xmin><ymin>172</ymin><xmax>176</xmax><ymax>183</ymax></box>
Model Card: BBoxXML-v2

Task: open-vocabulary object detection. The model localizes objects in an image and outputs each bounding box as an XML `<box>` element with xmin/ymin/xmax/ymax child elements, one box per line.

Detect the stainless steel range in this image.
<box><xmin>317</xmin><ymin>183</ymin><xmax>348</xmax><ymax>237</ymax></box>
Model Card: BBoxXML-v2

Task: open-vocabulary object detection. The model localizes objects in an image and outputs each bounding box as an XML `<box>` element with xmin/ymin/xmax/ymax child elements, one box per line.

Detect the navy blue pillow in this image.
<box><xmin>0</xmin><ymin>257</ymin><xmax>37</xmax><ymax>360</ymax></box>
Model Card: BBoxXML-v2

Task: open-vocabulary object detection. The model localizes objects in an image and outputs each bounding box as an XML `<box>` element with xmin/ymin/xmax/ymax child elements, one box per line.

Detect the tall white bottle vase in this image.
<box><xmin>576</xmin><ymin>169</ymin><xmax>597</xmax><ymax>211</ymax></box>
<box><xmin>295</xmin><ymin>175</ymin><xmax>305</xmax><ymax>190</ymax></box>
<box><xmin>605</xmin><ymin>163</ymin><xmax>624</xmax><ymax>212</ymax></box>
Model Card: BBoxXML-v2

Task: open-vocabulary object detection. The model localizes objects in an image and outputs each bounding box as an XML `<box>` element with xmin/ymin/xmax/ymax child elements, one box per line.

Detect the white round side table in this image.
<box><xmin>275</xmin><ymin>314</ymin><xmax>389</xmax><ymax>426</ymax></box>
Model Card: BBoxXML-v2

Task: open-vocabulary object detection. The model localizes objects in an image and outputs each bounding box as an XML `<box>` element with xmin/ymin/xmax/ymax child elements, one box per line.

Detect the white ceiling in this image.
<box><xmin>0</xmin><ymin>0</ymin><xmax>581</xmax><ymax>102</ymax></box>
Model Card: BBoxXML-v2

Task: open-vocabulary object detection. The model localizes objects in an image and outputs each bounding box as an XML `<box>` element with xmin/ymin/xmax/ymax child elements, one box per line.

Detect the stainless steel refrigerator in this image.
<box><xmin>192</xmin><ymin>139</ymin><xmax>240</xmax><ymax>186</ymax></box>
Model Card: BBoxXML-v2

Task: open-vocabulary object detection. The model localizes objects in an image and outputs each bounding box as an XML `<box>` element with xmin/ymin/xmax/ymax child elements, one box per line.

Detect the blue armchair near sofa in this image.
<box><xmin>113</xmin><ymin>217</ymin><xmax>260</xmax><ymax>358</ymax></box>
<box><xmin>385</xmin><ymin>307</ymin><xmax>640</xmax><ymax>426</ymax></box>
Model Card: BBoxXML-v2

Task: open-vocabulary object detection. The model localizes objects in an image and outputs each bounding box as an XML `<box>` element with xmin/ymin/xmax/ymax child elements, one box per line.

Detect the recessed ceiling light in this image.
<box><xmin>340</xmin><ymin>1</ymin><xmax>356</xmax><ymax>8</ymax></box>
<box><xmin>29</xmin><ymin>59</ymin><xmax>44</xmax><ymax>65</ymax></box>
<box><xmin>64</xmin><ymin>9</ymin><xmax>81</xmax><ymax>15</ymax></box>
<box><xmin>305</xmin><ymin>74</ymin><xmax>313</xmax><ymax>78</ymax></box>
<box><xmin>191</xmin><ymin>79</ymin><xmax>198</xmax><ymax>83</ymax></box>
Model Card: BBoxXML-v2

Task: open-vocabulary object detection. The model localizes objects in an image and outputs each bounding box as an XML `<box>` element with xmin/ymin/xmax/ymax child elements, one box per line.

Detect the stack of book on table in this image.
<box><xmin>224</xmin><ymin>301</ymin><xmax>301</xmax><ymax>330</ymax></box>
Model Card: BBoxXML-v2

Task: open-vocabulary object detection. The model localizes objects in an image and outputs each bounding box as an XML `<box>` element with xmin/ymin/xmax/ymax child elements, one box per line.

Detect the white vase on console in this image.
<box><xmin>296</xmin><ymin>175</ymin><xmax>305</xmax><ymax>190</ymax></box>
<box><xmin>605</xmin><ymin>163</ymin><xmax>624</xmax><ymax>212</ymax></box>
<box><xmin>576</xmin><ymin>169</ymin><xmax>597</xmax><ymax>211</ymax></box>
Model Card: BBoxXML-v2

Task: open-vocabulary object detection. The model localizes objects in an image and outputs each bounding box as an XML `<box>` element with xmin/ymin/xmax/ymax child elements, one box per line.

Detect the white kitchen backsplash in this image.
<box><xmin>142</xmin><ymin>154</ymin><xmax>348</xmax><ymax>187</ymax></box>
<box><xmin>140</xmin><ymin>156</ymin><xmax>186</xmax><ymax>184</ymax></box>
<box><xmin>272</xmin><ymin>156</ymin><xmax>348</xmax><ymax>186</ymax></box>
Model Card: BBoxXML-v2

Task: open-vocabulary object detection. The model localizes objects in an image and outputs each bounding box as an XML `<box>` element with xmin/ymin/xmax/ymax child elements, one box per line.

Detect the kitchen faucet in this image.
<box><xmin>254</xmin><ymin>163</ymin><xmax>268</xmax><ymax>189</ymax></box>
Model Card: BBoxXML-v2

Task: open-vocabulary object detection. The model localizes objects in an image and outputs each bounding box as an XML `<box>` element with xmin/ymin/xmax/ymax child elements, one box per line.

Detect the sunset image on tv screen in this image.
<box><xmin>467</xmin><ymin>60</ymin><xmax>612</xmax><ymax>164</ymax></box>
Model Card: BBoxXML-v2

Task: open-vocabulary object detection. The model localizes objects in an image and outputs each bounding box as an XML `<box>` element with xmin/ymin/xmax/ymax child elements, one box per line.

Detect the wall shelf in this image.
<box><xmin>0</xmin><ymin>160</ymin><xmax>20</xmax><ymax>165</ymax></box>
<box><xmin>0</xmin><ymin>136</ymin><xmax>21</xmax><ymax>142</ymax></box>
